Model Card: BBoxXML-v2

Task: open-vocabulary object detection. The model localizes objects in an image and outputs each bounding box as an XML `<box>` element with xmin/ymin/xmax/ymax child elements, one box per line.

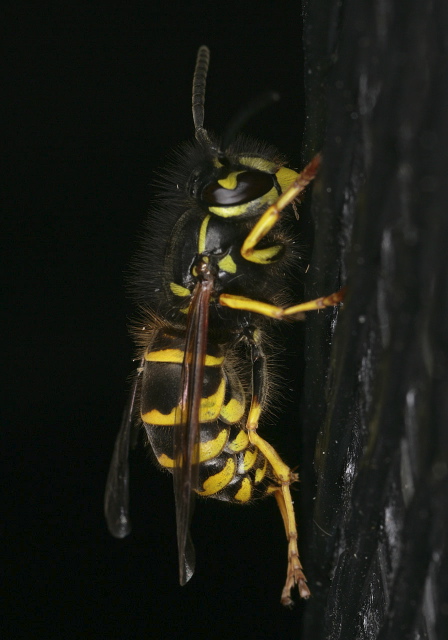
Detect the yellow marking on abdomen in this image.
<box><xmin>199</xmin><ymin>378</ymin><xmax>226</xmax><ymax>422</ymax></box>
<box><xmin>157</xmin><ymin>429</ymin><xmax>228</xmax><ymax>468</ymax></box>
<box><xmin>198</xmin><ymin>458</ymin><xmax>235</xmax><ymax>496</ymax></box>
<box><xmin>142</xmin><ymin>407</ymin><xmax>178</xmax><ymax>426</ymax></box>
<box><xmin>228</xmin><ymin>430</ymin><xmax>249</xmax><ymax>452</ymax></box>
<box><xmin>255</xmin><ymin>458</ymin><xmax>268</xmax><ymax>484</ymax></box>
<box><xmin>199</xmin><ymin>429</ymin><xmax>228</xmax><ymax>461</ymax></box>
<box><xmin>158</xmin><ymin>453</ymin><xmax>175</xmax><ymax>468</ymax></box>
<box><xmin>220</xmin><ymin>397</ymin><xmax>245</xmax><ymax>424</ymax></box>
<box><xmin>242</xmin><ymin>448</ymin><xmax>257</xmax><ymax>472</ymax></box>
<box><xmin>145</xmin><ymin>348</ymin><xmax>184</xmax><ymax>363</ymax></box>
<box><xmin>145</xmin><ymin>349</ymin><xmax>224</xmax><ymax>366</ymax></box>
<box><xmin>234</xmin><ymin>478</ymin><xmax>252</xmax><ymax>502</ymax></box>
<box><xmin>142</xmin><ymin>379</ymin><xmax>226</xmax><ymax>426</ymax></box>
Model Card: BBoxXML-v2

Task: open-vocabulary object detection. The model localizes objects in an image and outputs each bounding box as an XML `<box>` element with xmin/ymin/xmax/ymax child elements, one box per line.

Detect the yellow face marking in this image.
<box><xmin>217</xmin><ymin>171</ymin><xmax>243</xmax><ymax>190</ymax></box>
<box><xmin>220</xmin><ymin>397</ymin><xmax>245</xmax><ymax>424</ymax></box>
<box><xmin>239</xmin><ymin>156</ymin><xmax>276</xmax><ymax>172</ymax></box>
<box><xmin>245</xmin><ymin>245</ymin><xmax>282</xmax><ymax>265</ymax></box>
<box><xmin>217</xmin><ymin>254</ymin><xmax>237</xmax><ymax>273</ymax></box>
<box><xmin>276</xmin><ymin>166</ymin><xmax>300</xmax><ymax>192</ymax></box>
<box><xmin>255</xmin><ymin>458</ymin><xmax>268</xmax><ymax>484</ymax></box>
<box><xmin>242</xmin><ymin>448</ymin><xmax>258</xmax><ymax>472</ymax></box>
<box><xmin>198</xmin><ymin>214</ymin><xmax>211</xmax><ymax>254</ymax></box>
<box><xmin>234</xmin><ymin>478</ymin><xmax>252</xmax><ymax>502</ymax></box>
<box><xmin>199</xmin><ymin>378</ymin><xmax>226</xmax><ymax>422</ymax></box>
<box><xmin>209</xmin><ymin>186</ymin><xmax>278</xmax><ymax>218</ymax></box>
<box><xmin>241</xmin><ymin>156</ymin><xmax>321</xmax><ymax>260</ymax></box>
<box><xmin>170</xmin><ymin>282</ymin><xmax>190</xmax><ymax>297</ymax></box>
<box><xmin>198</xmin><ymin>457</ymin><xmax>235</xmax><ymax>495</ymax></box>
<box><xmin>228</xmin><ymin>429</ymin><xmax>249</xmax><ymax>452</ymax></box>
<box><xmin>212</xmin><ymin>157</ymin><xmax>224</xmax><ymax>168</ymax></box>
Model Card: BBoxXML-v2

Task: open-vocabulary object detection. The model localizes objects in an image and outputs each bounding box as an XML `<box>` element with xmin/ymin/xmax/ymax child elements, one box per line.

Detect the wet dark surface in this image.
<box><xmin>300</xmin><ymin>1</ymin><xmax>448</xmax><ymax>638</ymax></box>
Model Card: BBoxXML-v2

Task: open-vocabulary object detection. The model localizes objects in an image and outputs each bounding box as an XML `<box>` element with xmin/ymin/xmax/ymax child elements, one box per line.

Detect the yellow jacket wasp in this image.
<box><xmin>104</xmin><ymin>45</ymin><xmax>344</xmax><ymax>606</ymax></box>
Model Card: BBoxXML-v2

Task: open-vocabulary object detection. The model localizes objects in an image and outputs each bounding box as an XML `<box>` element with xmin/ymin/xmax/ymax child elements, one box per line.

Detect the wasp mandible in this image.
<box><xmin>104</xmin><ymin>46</ymin><xmax>344</xmax><ymax>606</ymax></box>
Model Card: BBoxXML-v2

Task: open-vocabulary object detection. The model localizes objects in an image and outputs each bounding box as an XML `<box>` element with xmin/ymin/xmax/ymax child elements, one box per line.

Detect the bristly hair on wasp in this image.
<box><xmin>104</xmin><ymin>45</ymin><xmax>345</xmax><ymax>607</ymax></box>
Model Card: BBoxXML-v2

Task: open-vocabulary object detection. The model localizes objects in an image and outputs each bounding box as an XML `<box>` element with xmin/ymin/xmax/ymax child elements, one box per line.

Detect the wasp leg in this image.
<box><xmin>219</xmin><ymin>287</ymin><xmax>345</xmax><ymax>320</ymax></box>
<box><xmin>246</xmin><ymin>332</ymin><xmax>310</xmax><ymax>605</ymax></box>
<box><xmin>241</xmin><ymin>154</ymin><xmax>321</xmax><ymax>262</ymax></box>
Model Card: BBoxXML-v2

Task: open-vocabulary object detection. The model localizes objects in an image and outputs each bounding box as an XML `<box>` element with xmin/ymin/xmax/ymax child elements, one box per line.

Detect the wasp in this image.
<box><xmin>104</xmin><ymin>46</ymin><xmax>344</xmax><ymax>606</ymax></box>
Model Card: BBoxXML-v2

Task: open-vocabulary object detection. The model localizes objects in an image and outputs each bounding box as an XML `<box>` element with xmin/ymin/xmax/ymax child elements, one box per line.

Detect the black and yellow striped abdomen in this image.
<box><xmin>140</xmin><ymin>326</ymin><xmax>276</xmax><ymax>503</ymax></box>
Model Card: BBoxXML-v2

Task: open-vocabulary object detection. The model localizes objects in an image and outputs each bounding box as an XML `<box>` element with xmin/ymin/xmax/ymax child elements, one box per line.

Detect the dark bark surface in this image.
<box><xmin>300</xmin><ymin>1</ymin><xmax>448</xmax><ymax>638</ymax></box>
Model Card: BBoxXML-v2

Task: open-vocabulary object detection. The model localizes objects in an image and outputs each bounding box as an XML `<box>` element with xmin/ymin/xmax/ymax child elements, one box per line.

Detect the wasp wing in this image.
<box><xmin>174</xmin><ymin>273</ymin><xmax>214</xmax><ymax>585</ymax></box>
<box><xmin>104</xmin><ymin>365</ymin><xmax>142</xmax><ymax>538</ymax></box>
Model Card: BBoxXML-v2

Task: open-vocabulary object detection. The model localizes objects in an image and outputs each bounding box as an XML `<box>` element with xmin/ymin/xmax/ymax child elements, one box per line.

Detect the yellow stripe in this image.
<box><xmin>217</xmin><ymin>254</ymin><xmax>237</xmax><ymax>273</ymax></box>
<box><xmin>157</xmin><ymin>429</ymin><xmax>228</xmax><ymax>468</ymax></box>
<box><xmin>145</xmin><ymin>349</ymin><xmax>224</xmax><ymax>366</ymax></box>
<box><xmin>276</xmin><ymin>166</ymin><xmax>299</xmax><ymax>192</ymax></box>
<box><xmin>234</xmin><ymin>477</ymin><xmax>252</xmax><ymax>502</ymax></box>
<box><xmin>199</xmin><ymin>428</ymin><xmax>228</xmax><ymax>461</ymax></box>
<box><xmin>142</xmin><ymin>378</ymin><xmax>225</xmax><ymax>425</ymax></box>
<box><xmin>170</xmin><ymin>282</ymin><xmax>190</xmax><ymax>297</ymax></box>
<box><xmin>158</xmin><ymin>453</ymin><xmax>175</xmax><ymax>468</ymax></box>
<box><xmin>217</xmin><ymin>171</ymin><xmax>243</xmax><ymax>190</ymax></box>
<box><xmin>209</xmin><ymin>186</ymin><xmax>278</xmax><ymax>218</ymax></box>
<box><xmin>199</xmin><ymin>378</ymin><xmax>226</xmax><ymax>421</ymax></box>
<box><xmin>198</xmin><ymin>214</ymin><xmax>211</xmax><ymax>254</ymax></box>
<box><xmin>145</xmin><ymin>348</ymin><xmax>184</xmax><ymax>363</ymax></box>
<box><xmin>255</xmin><ymin>458</ymin><xmax>268</xmax><ymax>484</ymax></box>
<box><xmin>228</xmin><ymin>430</ymin><xmax>249</xmax><ymax>452</ymax></box>
<box><xmin>198</xmin><ymin>458</ymin><xmax>235</xmax><ymax>496</ymax></box>
<box><xmin>242</xmin><ymin>448</ymin><xmax>257</xmax><ymax>472</ymax></box>
<box><xmin>220</xmin><ymin>397</ymin><xmax>245</xmax><ymax>423</ymax></box>
<box><xmin>142</xmin><ymin>406</ymin><xmax>177</xmax><ymax>426</ymax></box>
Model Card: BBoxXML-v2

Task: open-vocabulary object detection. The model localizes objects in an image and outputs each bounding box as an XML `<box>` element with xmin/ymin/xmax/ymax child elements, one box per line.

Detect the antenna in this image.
<box><xmin>192</xmin><ymin>46</ymin><xmax>212</xmax><ymax>147</ymax></box>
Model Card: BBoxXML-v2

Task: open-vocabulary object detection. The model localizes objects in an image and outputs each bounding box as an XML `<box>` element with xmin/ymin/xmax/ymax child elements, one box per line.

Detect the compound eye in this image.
<box><xmin>201</xmin><ymin>171</ymin><xmax>274</xmax><ymax>206</ymax></box>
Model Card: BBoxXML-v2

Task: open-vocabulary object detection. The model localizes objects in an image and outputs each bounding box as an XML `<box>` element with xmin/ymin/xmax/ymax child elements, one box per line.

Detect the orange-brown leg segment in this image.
<box><xmin>246</xmin><ymin>330</ymin><xmax>310</xmax><ymax>605</ymax></box>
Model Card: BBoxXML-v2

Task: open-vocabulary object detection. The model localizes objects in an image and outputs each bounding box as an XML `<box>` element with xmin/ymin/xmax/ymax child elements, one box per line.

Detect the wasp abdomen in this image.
<box><xmin>141</xmin><ymin>327</ymin><xmax>275</xmax><ymax>503</ymax></box>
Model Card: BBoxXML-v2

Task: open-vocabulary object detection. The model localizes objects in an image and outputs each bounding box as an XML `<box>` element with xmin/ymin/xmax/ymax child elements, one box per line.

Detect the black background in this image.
<box><xmin>4</xmin><ymin>2</ymin><xmax>313</xmax><ymax>638</ymax></box>
<box><xmin>6</xmin><ymin>2</ymin><xmax>448</xmax><ymax>639</ymax></box>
